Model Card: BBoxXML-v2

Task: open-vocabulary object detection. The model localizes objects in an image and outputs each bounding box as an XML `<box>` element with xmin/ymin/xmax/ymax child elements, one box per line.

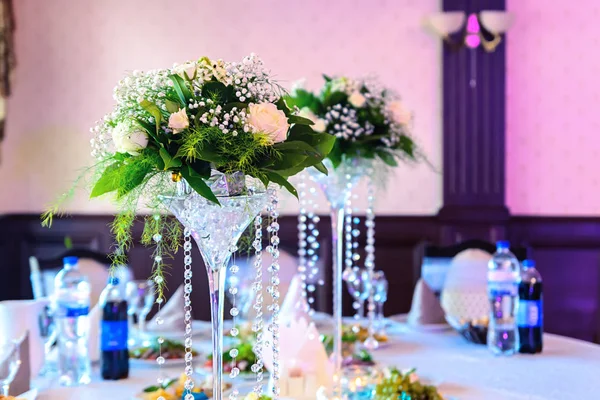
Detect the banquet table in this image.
<box><xmin>33</xmin><ymin>320</ymin><xmax>600</xmax><ymax>400</ymax></box>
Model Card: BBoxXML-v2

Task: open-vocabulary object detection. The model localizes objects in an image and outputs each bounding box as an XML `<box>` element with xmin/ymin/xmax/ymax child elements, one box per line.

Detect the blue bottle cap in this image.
<box><xmin>522</xmin><ymin>259</ymin><xmax>535</xmax><ymax>268</ymax></box>
<box><xmin>108</xmin><ymin>276</ymin><xmax>120</xmax><ymax>285</ymax></box>
<box><xmin>496</xmin><ymin>240</ymin><xmax>510</xmax><ymax>249</ymax></box>
<box><xmin>63</xmin><ymin>256</ymin><xmax>79</xmax><ymax>266</ymax></box>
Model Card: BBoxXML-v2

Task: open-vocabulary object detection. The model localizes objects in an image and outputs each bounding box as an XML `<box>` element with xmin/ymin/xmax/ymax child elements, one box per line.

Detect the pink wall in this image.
<box><xmin>507</xmin><ymin>0</ymin><xmax>600</xmax><ymax>215</ymax></box>
<box><xmin>0</xmin><ymin>0</ymin><xmax>442</xmax><ymax>215</ymax></box>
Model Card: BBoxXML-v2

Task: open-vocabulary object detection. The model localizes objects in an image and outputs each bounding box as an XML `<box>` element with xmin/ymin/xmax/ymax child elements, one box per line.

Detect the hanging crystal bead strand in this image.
<box><xmin>251</xmin><ymin>214</ymin><xmax>265</xmax><ymax>395</ymax></box>
<box><xmin>297</xmin><ymin>174</ymin><xmax>310</xmax><ymax>313</ymax></box>
<box><xmin>266</xmin><ymin>190</ymin><xmax>281</xmax><ymax>398</ymax></box>
<box><xmin>305</xmin><ymin>182</ymin><xmax>320</xmax><ymax>313</ymax></box>
<box><xmin>344</xmin><ymin>193</ymin><xmax>360</xmax><ymax>321</ymax></box>
<box><xmin>228</xmin><ymin>245</ymin><xmax>240</xmax><ymax>400</ymax></box>
<box><xmin>363</xmin><ymin>179</ymin><xmax>379</xmax><ymax>350</ymax></box>
<box><xmin>152</xmin><ymin>223</ymin><xmax>167</xmax><ymax>400</ymax></box>
<box><xmin>182</xmin><ymin>227</ymin><xmax>196</xmax><ymax>400</ymax></box>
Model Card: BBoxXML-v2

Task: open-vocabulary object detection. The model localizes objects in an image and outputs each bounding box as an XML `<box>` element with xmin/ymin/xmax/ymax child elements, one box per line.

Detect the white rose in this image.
<box><xmin>111</xmin><ymin>122</ymin><xmax>148</xmax><ymax>156</ymax></box>
<box><xmin>298</xmin><ymin>107</ymin><xmax>327</xmax><ymax>133</ymax></box>
<box><xmin>168</xmin><ymin>108</ymin><xmax>189</xmax><ymax>134</ymax></box>
<box><xmin>388</xmin><ymin>101</ymin><xmax>411</xmax><ymax>126</ymax></box>
<box><xmin>174</xmin><ymin>61</ymin><xmax>197</xmax><ymax>80</ymax></box>
<box><xmin>247</xmin><ymin>102</ymin><xmax>289</xmax><ymax>144</ymax></box>
<box><xmin>348</xmin><ymin>91</ymin><xmax>367</xmax><ymax>108</ymax></box>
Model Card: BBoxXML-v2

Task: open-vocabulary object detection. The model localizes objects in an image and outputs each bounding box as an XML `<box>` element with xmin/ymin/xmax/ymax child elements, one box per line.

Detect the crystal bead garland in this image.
<box><xmin>266</xmin><ymin>190</ymin><xmax>281</xmax><ymax>397</ymax></box>
<box><xmin>183</xmin><ymin>227</ymin><xmax>196</xmax><ymax>399</ymax></box>
<box><xmin>362</xmin><ymin>179</ymin><xmax>379</xmax><ymax>350</ymax></box>
<box><xmin>153</xmin><ymin>226</ymin><xmax>167</xmax><ymax>400</ymax></box>
<box><xmin>297</xmin><ymin>173</ymin><xmax>321</xmax><ymax>314</ymax></box>
<box><xmin>251</xmin><ymin>214</ymin><xmax>265</xmax><ymax>394</ymax></box>
<box><xmin>228</xmin><ymin>250</ymin><xmax>240</xmax><ymax>400</ymax></box>
<box><xmin>344</xmin><ymin>195</ymin><xmax>359</xmax><ymax>319</ymax></box>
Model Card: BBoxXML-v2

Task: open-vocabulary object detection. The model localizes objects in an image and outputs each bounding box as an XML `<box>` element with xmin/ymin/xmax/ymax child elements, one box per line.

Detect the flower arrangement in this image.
<box><xmin>285</xmin><ymin>75</ymin><xmax>418</xmax><ymax>168</ymax></box>
<box><xmin>42</xmin><ymin>54</ymin><xmax>334</xmax><ymax>297</ymax></box>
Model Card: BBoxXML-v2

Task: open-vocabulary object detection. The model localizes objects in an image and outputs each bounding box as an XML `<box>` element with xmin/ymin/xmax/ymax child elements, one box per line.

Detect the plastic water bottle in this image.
<box><xmin>487</xmin><ymin>241</ymin><xmax>520</xmax><ymax>355</ymax></box>
<box><xmin>54</xmin><ymin>256</ymin><xmax>92</xmax><ymax>386</ymax></box>
<box><xmin>99</xmin><ymin>277</ymin><xmax>129</xmax><ymax>380</ymax></box>
<box><xmin>517</xmin><ymin>259</ymin><xmax>543</xmax><ymax>354</ymax></box>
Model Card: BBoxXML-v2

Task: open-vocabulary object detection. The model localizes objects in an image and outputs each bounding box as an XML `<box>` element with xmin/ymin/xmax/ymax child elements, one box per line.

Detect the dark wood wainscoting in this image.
<box><xmin>1</xmin><ymin>213</ymin><xmax>599</xmax><ymax>342</ymax></box>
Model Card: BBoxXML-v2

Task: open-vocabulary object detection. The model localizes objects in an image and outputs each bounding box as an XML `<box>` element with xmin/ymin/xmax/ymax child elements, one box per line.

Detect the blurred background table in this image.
<box><xmin>33</xmin><ymin>321</ymin><xmax>600</xmax><ymax>400</ymax></box>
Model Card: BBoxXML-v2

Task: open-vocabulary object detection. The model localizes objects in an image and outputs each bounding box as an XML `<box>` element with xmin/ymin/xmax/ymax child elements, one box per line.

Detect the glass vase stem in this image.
<box><xmin>330</xmin><ymin>204</ymin><xmax>345</xmax><ymax>397</ymax></box>
<box><xmin>208</xmin><ymin>266</ymin><xmax>227</xmax><ymax>400</ymax></box>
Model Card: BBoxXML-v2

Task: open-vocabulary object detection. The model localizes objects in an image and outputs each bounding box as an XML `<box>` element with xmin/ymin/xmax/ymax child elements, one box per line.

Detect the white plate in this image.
<box><xmin>390</xmin><ymin>314</ymin><xmax>452</xmax><ymax>332</ymax></box>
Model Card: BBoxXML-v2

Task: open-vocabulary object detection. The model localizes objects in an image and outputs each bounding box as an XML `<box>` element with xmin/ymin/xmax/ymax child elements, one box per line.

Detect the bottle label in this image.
<box><xmin>517</xmin><ymin>300</ymin><xmax>543</xmax><ymax>328</ymax></box>
<box><xmin>55</xmin><ymin>304</ymin><xmax>90</xmax><ymax>318</ymax></box>
<box><xmin>488</xmin><ymin>281</ymin><xmax>518</xmax><ymax>297</ymax></box>
<box><xmin>101</xmin><ymin>321</ymin><xmax>128</xmax><ymax>351</ymax></box>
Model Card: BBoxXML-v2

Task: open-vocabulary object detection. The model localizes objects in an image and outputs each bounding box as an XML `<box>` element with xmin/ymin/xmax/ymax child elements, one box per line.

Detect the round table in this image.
<box><xmin>34</xmin><ymin>321</ymin><xmax>600</xmax><ymax>400</ymax></box>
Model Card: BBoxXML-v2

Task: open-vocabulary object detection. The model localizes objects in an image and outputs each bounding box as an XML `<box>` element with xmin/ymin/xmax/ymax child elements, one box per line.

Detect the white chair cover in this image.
<box><xmin>441</xmin><ymin>249</ymin><xmax>491</xmax><ymax>322</ymax></box>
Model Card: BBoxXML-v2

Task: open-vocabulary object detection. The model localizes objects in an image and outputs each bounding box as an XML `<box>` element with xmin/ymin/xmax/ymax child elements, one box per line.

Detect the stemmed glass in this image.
<box><xmin>372</xmin><ymin>271</ymin><xmax>389</xmax><ymax>334</ymax></box>
<box><xmin>346</xmin><ymin>269</ymin><xmax>373</xmax><ymax>321</ymax></box>
<box><xmin>0</xmin><ymin>339</ymin><xmax>21</xmax><ymax>396</ymax></box>
<box><xmin>38</xmin><ymin>305</ymin><xmax>56</xmax><ymax>376</ymax></box>
<box><xmin>126</xmin><ymin>280</ymin><xmax>156</xmax><ymax>345</ymax></box>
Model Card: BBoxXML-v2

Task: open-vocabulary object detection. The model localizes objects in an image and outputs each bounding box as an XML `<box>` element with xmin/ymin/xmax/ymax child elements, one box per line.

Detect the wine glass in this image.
<box><xmin>126</xmin><ymin>280</ymin><xmax>156</xmax><ymax>345</ymax></box>
<box><xmin>346</xmin><ymin>269</ymin><xmax>372</xmax><ymax>320</ymax></box>
<box><xmin>373</xmin><ymin>271</ymin><xmax>388</xmax><ymax>334</ymax></box>
<box><xmin>38</xmin><ymin>305</ymin><xmax>57</xmax><ymax>376</ymax></box>
<box><xmin>0</xmin><ymin>339</ymin><xmax>21</xmax><ymax>396</ymax></box>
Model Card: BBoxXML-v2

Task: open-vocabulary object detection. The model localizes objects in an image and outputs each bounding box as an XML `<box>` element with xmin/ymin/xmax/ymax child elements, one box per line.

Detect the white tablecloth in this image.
<box><xmin>33</xmin><ymin>320</ymin><xmax>600</xmax><ymax>400</ymax></box>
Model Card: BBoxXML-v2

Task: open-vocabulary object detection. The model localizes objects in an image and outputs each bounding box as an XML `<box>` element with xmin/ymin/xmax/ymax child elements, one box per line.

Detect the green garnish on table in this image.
<box><xmin>130</xmin><ymin>339</ymin><xmax>198</xmax><ymax>360</ymax></box>
<box><xmin>374</xmin><ymin>368</ymin><xmax>444</xmax><ymax>400</ymax></box>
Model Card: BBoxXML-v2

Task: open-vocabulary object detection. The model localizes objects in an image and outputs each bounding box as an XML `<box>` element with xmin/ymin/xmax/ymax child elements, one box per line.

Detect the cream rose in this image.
<box><xmin>348</xmin><ymin>91</ymin><xmax>366</xmax><ymax>108</ymax></box>
<box><xmin>111</xmin><ymin>122</ymin><xmax>148</xmax><ymax>156</ymax></box>
<box><xmin>388</xmin><ymin>101</ymin><xmax>411</xmax><ymax>126</ymax></box>
<box><xmin>247</xmin><ymin>102</ymin><xmax>289</xmax><ymax>144</ymax></box>
<box><xmin>174</xmin><ymin>62</ymin><xmax>198</xmax><ymax>80</ymax></box>
<box><xmin>168</xmin><ymin>108</ymin><xmax>189</xmax><ymax>134</ymax></box>
<box><xmin>298</xmin><ymin>107</ymin><xmax>327</xmax><ymax>133</ymax></box>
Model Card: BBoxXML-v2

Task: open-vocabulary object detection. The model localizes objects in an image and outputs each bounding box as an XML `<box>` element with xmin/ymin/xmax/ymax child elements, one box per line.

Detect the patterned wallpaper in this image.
<box><xmin>506</xmin><ymin>0</ymin><xmax>600</xmax><ymax>215</ymax></box>
<box><xmin>0</xmin><ymin>0</ymin><xmax>442</xmax><ymax>215</ymax></box>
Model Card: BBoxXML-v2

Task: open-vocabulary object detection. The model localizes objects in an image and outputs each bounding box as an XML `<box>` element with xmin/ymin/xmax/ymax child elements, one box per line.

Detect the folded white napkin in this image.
<box><xmin>263</xmin><ymin>318</ymin><xmax>332</xmax><ymax>397</ymax></box>
<box><xmin>148</xmin><ymin>285</ymin><xmax>186</xmax><ymax>332</ymax></box>
<box><xmin>279</xmin><ymin>275</ymin><xmax>310</xmax><ymax>325</ymax></box>
<box><xmin>407</xmin><ymin>278</ymin><xmax>446</xmax><ymax>326</ymax></box>
<box><xmin>0</xmin><ymin>299</ymin><xmax>48</xmax><ymax>377</ymax></box>
<box><xmin>88</xmin><ymin>304</ymin><xmax>101</xmax><ymax>362</ymax></box>
<box><xmin>11</xmin><ymin>332</ymin><xmax>30</xmax><ymax>396</ymax></box>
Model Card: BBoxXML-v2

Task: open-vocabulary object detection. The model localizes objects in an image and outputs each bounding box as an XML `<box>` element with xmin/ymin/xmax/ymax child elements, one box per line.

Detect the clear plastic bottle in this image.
<box><xmin>54</xmin><ymin>256</ymin><xmax>92</xmax><ymax>386</ymax></box>
<box><xmin>487</xmin><ymin>241</ymin><xmax>520</xmax><ymax>355</ymax></box>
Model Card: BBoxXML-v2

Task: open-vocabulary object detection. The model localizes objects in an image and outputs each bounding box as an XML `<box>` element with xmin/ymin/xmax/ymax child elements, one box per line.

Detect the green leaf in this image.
<box><xmin>159</xmin><ymin>147</ymin><xmax>182</xmax><ymax>170</ymax></box>
<box><xmin>328</xmin><ymin>140</ymin><xmax>343</xmax><ymax>168</ymax></box>
<box><xmin>376</xmin><ymin>149</ymin><xmax>398</xmax><ymax>167</ymax></box>
<box><xmin>312</xmin><ymin>161</ymin><xmax>328</xmax><ymax>175</ymax></box>
<box><xmin>274</xmin><ymin>141</ymin><xmax>320</xmax><ymax>157</ymax></box>
<box><xmin>287</xmin><ymin>115</ymin><xmax>314</xmax><ymax>126</ymax></box>
<box><xmin>139</xmin><ymin>100</ymin><xmax>162</xmax><ymax>134</ymax></box>
<box><xmin>265</xmin><ymin>170</ymin><xmax>298</xmax><ymax>198</ymax></box>
<box><xmin>90</xmin><ymin>163</ymin><xmax>121</xmax><ymax>198</ymax></box>
<box><xmin>180</xmin><ymin>165</ymin><xmax>220</xmax><ymax>205</ymax></box>
<box><xmin>143</xmin><ymin>385</ymin><xmax>160</xmax><ymax>393</ymax></box>
<box><xmin>275</xmin><ymin>97</ymin><xmax>292</xmax><ymax>116</ymax></box>
<box><xmin>169</xmin><ymin>74</ymin><xmax>193</xmax><ymax>105</ymax></box>
<box><xmin>162</xmin><ymin>378</ymin><xmax>178</xmax><ymax>389</ymax></box>
<box><xmin>202</xmin><ymin>81</ymin><xmax>234</xmax><ymax>103</ymax></box>
<box><xmin>197</xmin><ymin>142</ymin><xmax>226</xmax><ymax>165</ymax></box>
<box><xmin>323</xmin><ymin>74</ymin><xmax>332</xmax><ymax>82</ymax></box>
<box><xmin>287</xmin><ymin>125</ymin><xmax>336</xmax><ymax>158</ymax></box>
<box><xmin>165</xmin><ymin>99</ymin><xmax>181</xmax><ymax>114</ymax></box>
<box><xmin>285</xmin><ymin>89</ymin><xmax>323</xmax><ymax>114</ymax></box>
<box><xmin>323</xmin><ymin>91</ymin><xmax>348</xmax><ymax>108</ymax></box>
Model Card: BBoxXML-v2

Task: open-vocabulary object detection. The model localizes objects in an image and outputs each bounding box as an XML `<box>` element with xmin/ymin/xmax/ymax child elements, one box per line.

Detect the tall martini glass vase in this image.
<box><xmin>160</xmin><ymin>172</ymin><xmax>269</xmax><ymax>400</ymax></box>
<box><xmin>309</xmin><ymin>158</ymin><xmax>369</xmax><ymax>397</ymax></box>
